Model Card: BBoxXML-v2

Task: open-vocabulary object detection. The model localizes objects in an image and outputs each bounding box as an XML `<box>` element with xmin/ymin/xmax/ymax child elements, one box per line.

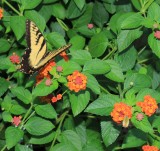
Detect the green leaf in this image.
<box><xmin>15</xmin><ymin>144</ymin><xmax>33</xmax><ymax>151</ymax></box>
<box><xmin>148</xmin><ymin>33</ymin><xmax>160</xmax><ymax>58</ymax></box>
<box><xmin>148</xmin><ymin>2</ymin><xmax>160</xmax><ymax>22</ymax></box>
<box><xmin>92</xmin><ymin>1</ymin><xmax>109</xmax><ymax>28</ymax></box>
<box><xmin>0</xmin><ymin>77</ymin><xmax>9</xmax><ymax>97</ymax></box>
<box><xmin>131</xmin><ymin>114</ymin><xmax>154</xmax><ymax>133</ymax></box>
<box><xmin>0</xmin><ymin>39</ymin><xmax>10</xmax><ymax>53</ymax></box>
<box><xmin>5</xmin><ymin>126</ymin><xmax>24</xmax><ymax>149</ymax></box>
<box><xmin>72</xmin><ymin>3</ymin><xmax>93</xmax><ymax>28</ymax></box>
<box><xmin>136</xmin><ymin>88</ymin><xmax>160</xmax><ymax>103</ymax></box>
<box><xmin>69</xmin><ymin>91</ymin><xmax>90</xmax><ymax>116</ymax></box>
<box><xmin>29</xmin><ymin>132</ymin><xmax>55</xmax><ymax>144</ymax></box>
<box><xmin>83</xmin><ymin>59</ymin><xmax>110</xmax><ymax>75</ymax></box>
<box><xmin>77</xmin><ymin>25</ymin><xmax>96</xmax><ymax>37</ymax></box>
<box><xmin>21</xmin><ymin>0</ymin><xmax>42</xmax><ymax>9</ymax></box>
<box><xmin>32</xmin><ymin>79</ymin><xmax>58</xmax><ymax>97</ymax></box>
<box><xmin>66</xmin><ymin>0</ymin><xmax>85</xmax><ymax>19</ymax></box>
<box><xmin>10</xmin><ymin>104</ymin><xmax>26</xmax><ymax>115</ymax></box>
<box><xmin>47</xmin><ymin>32</ymin><xmax>66</xmax><ymax>48</ymax></box>
<box><xmin>85</xmin><ymin>94</ymin><xmax>119</xmax><ymax>116</ymax></box>
<box><xmin>101</xmin><ymin>121</ymin><xmax>121</xmax><ymax>147</ymax></box>
<box><xmin>10</xmin><ymin>87</ymin><xmax>32</xmax><ymax>104</ymax></box>
<box><xmin>71</xmin><ymin>50</ymin><xmax>92</xmax><ymax>65</ymax></box>
<box><xmin>10</xmin><ymin>16</ymin><xmax>26</xmax><ymax>40</ymax></box>
<box><xmin>61</xmin><ymin>130</ymin><xmax>82</xmax><ymax>151</ymax></box>
<box><xmin>103</xmin><ymin>1</ymin><xmax>116</xmax><ymax>14</ymax></box>
<box><xmin>35</xmin><ymin>104</ymin><xmax>57</xmax><ymax>119</ymax></box>
<box><xmin>104</xmin><ymin>60</ymin><xmax>124</xmax><ymax>82</ymax></box>
<box><xmin>152</xmin><ymin>116</ymin><xmax>160</xmax><ymax>129</ymax></box>
<box><xmin>69</xmin><ymin>35</ymin><xmax>85</xmax><ymax>51</ymax></box>
<box><xmin>24</xmin><ymin>10</ymin><xmax>46</xmax><ymax>32</ymax></box>
<box><xmin>39</xmin><ymin>4</ymin><xmax>53</xmax><ymax>22</ymax></box>
<box><xmin>115</xmin><ymin>46</ymin><xmax>137</xmax><ymax>71</ymax></box>
<box><xmin>83</xmin><ymin>129</ymin><xmax>104</xmax><ymax>151</ymax></box>
<box><xmin>25</xmin><ymin>116</ymin><xmax>55</xmax><ymax>136</ymax></box>
<box><xmin>85</xmin><ymin>73</ymin><xmax>100</xmax><ymax>94</ymax></box>
<box><xmin>124</xmin><ymin>73</ymin><xmax>152</xmax><ymax>92</ymax></box>
<box><xmin>42</xmin><ymin>0</ymin><xmax>58</xmax><ymax>4</ymax></box>
<box><xmin>88</xmin><ymin>32</ymin><xmax>108</xmax><ymax>57</ymax></box>
<box><xmin>51</xmin><ymin>143</ymin><xmax>78</xmax><ymax>151</ymax></box>
<box><xmin>58</xmin><ymin>60</ymin><xmax>82</xmax><ymax>76</ymax></box>
<box><xmin>117</xmin><ymin>29</ymin><xmax>143</xmax><ymax>52</ymax></box>
<box><xmin>52</xmin><ymin>3</ymin><xmax>66</xmax><ymax>19</ymax></box>
<box><xmin>141</xmin><ymin>18</ymin><xmax>154</xmax><ymax>28</ymax></box>
<box><xmin>121</xmin><ymin>12</ymin><xmax>143</xmax><ymax>29</ymax></box>
<box><xmin>131</xmin><ymin>0</ymin><xmax>141</xmax><ymax>10</ymax></box>
<box><xmin>109</xmin><ymin>12</ymin><xmax>124</xmax><ymax>34</ymax></box>
<box><xmin>122</xmin><ymin>129</ymin><xmax>147</xmax><ymax>149</ymax></box>
<box><xmin>1</xmin><ymin>96</ymin><xmax>12</xmax><ymax>111</ymax></box>
<box><xmin>0</xmin><ymin>58</ymin><xmax>15</xmax><ymax>70</ymax></box>
<box><xmin>2</xmin><ymin>111</ymin><xmax>12</xmax><ymax>122</ymax></box>
<box><xmin>73</xmin><ymin>0</ymin><xmax>85</xmax><ymax>10</ymax></box>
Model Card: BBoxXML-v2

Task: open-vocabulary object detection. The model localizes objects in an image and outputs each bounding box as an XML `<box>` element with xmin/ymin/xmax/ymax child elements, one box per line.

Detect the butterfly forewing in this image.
<box><xmin>27</xmin><ymin>20</ymin><xmax>47</xmax><ymax>68</ymax></box>
<box><xmin>36</xmin><ymin>44</ymin><xmax>71</xmax><ymax>68</ymax></box>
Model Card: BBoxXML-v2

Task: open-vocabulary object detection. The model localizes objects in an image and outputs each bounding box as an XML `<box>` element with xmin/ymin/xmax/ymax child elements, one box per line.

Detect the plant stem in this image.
<box><xmin>3</xmin><ymin>0</ymin><xmax>21</xmax><ymax>16</ymax></box>
<box><xmin>1</xmin><ymin>145</ymin><xmax>7</xmax><ymax>151</ymax></box>
<box><xmin>117</xmin><ymin>84</ymin><xmax>123</xmax><ymax>99</ymax></box>
<box><xmin>149</xmin><ymin>132</ymin><xmax>160</xmax><ymax>141</ymax></box>
<box><xmin>49</xmin><ymin>110</ymin><xmax>69</xmax><ymax>150</ymax></box>
<box><xmin>138</xmin><ymin>46</ymin><xmax>146</xmax><ymax>56</ymax></box>
<box><xmin>56</xmin><ymin>18</ymin><xmax>69</xmax><ymax>31</ymax></box>
<box><xmin>99</xmin><ymin>85</ymin><xmax>110</xmax><ymax>94</ymax></box>
<box><xmin>20</xmin><ymin>103</ymin><xmax>33</xmax><ymax>129</ymax></box>
<box><xmin>138</xmin><ymin>58</ymin><xmax>150</xmax><ymax>64</ymax></box>
<box><xmin>23</xmin><ymin>111</ymin><xmax>35</xmax><ymax>124</ymax></box>
<box><xmin>62</xmin><ymin>89</ymin><xmax>68</xmax><ymax>95</ymax></box>
<box><xmin>102</xmin><ymin>46</ymin><xmax>117</xmax><ymax>60</ymax></box>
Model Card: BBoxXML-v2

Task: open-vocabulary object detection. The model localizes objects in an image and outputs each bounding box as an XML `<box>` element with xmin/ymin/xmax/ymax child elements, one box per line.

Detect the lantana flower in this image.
<box><xmin>9</xmin><ymin>53</ymin><xmax>20</xmax><ymax>64</ymax></box>
<box><xmin>52</xmin><ymin>94</ymin><xmax>62</xmax><ymax>103</ymax></box>
<box><xmin>12</xmin><ymin>116</ymin><xmax>22</xmax><ymax>126</ymax></box>
<box><xmin>36</xmin><ymin>61</ymin><xmax>56</xmax><ymax>84</ymax></box>
<box><xmin>142</xmin><ymin>145</ymin><xmax>159</xmax><ymax>151</ymax></box>
<box><xmin>137</xmin><ymin>95</ymin><xmax>158</xmax><ymax>116</ymax></box>
<box><xmin>67</xmin><ymin>71</ymin><xmax>87</xmax><ymax>92</ymax></box>
<box><xmin>0</xmin><ymin>8</ymin><xmax>3</xmax><ymax>20</ymax></box>
<box><xmin>154</xmin><ymin>31</ymin><xmax>160</xmax><ymax>39</ymax></box>
<box><xmin>45</xmin><ymin>78</ymin><xmax>52</xmax><ymax>86</ymax></box>
<box><xmin>136</xmin><ymin>113</ymin><xmax>144</xmax><ymax>121</ymax></box>
<box><xmin>110</xmin><ymin>102</ymin><xmax>132</xmax><ymax>124</ymax></box>
<box><xmin>87</xmin><ymin>23</ymin><xmax>94</xmax><ymax>29</ymax></box>
<box><xmin>56</xmin><ymin>66</ymin><xmax>63</xmax><ymax>72</ymax></box>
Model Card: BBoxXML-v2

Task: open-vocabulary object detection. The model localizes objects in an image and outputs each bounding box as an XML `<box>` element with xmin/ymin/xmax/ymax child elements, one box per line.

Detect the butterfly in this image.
<box><xmin>20</xmin><ymin>20</ymin><xmax>71</xmax><ymax>74</ymax></box>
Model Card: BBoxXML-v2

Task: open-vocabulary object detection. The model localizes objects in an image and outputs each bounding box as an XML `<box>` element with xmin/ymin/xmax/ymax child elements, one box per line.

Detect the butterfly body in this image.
<box><xmin>20</xmin><ymin>20</ymin><xmax>71</xmax><ymax>74</ymax></box>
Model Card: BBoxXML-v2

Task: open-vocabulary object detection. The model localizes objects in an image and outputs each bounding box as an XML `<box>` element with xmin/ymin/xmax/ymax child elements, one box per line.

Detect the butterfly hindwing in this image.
<box><xmin>20</xmin><ymin>20</ymin><xmax>71</xmax><ymax>74</ymax></box>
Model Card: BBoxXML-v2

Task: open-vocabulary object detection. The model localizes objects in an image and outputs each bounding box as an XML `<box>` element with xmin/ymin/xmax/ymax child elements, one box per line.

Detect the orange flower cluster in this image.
<box><xmin>52</xmin><ymin>94</ymin><xmax>62</xmax><ymax>103</ymax></box>
<box><xmin>0</xmin><ymin>8</ymin><xmax>3</xmax><ymax>20</ymax></box>
<box><xmin>142</xmin><ymin>145</ymin><xmax>159</xmax><ymax>151</ymax></box>
<box><xmin>111</xmin><ymin>102</ymin><xmax>132</xmax><ymax>124</ymax></box>
<box><xmin>60</xmin><ymin>52</ymin><xmax>69</xmax><ymax>61</ymax></box>
<box><xmin>36</xmin><ymin>61</ymin><xmax>56</xmax><ymax>84</ymax></box>
<box><xmin>12</xmin><ymin>116</ymin><xmax>22</xmax><ymax>127</ymax></box>
<box><xmin>67</xmin><ymin>71</ymin><xmax>87</xmax><ymax>92</ymax></box>
<box><xmin>9</xmin><ymin>53</ymin><xmax>20</xmax><ymax>64</ymax></box>
<box><xmin>137</xmin><ymin>95</ymin><xmax>158</xmax><ymax>116</ymax></box>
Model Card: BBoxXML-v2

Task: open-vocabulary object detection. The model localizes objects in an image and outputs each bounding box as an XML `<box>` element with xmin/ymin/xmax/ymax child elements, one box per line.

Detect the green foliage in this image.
<box><xmin>1</xmin><ymin>0</ymin><xmax>160</xmax><ymax>150</ymax></box>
